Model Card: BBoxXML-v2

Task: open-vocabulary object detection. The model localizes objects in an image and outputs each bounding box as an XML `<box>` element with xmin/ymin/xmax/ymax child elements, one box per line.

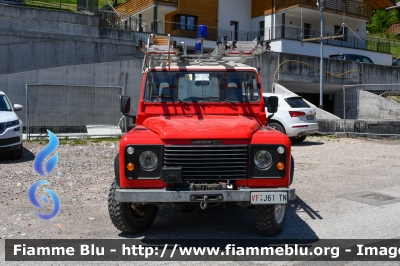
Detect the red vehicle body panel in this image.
<box><xmin>143</xmin><ymin>116</ymin><xmax>261</xmax><ymax>140</ymax></box>
<box><xmin>119</xmin><ymin>66</ymin><xmax>291</xmax><ymax>190</ymax></box>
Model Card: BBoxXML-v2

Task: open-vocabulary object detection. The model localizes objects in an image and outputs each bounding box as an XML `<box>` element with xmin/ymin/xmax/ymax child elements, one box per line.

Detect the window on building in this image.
<box><xmin>230</xmin><ymin>21</ymin><xmax>238</xmax><ymax>41</ymax></box>
<box><xmin>259</xmin><ymin>21</ymin><xmax>265</xmax><ymax>37</ymax></box>
<box><xmin>174</xmin><ymin>15</ymin><xmax>197</xmax><ymax>30</ymax></box>
<box><xmin>334</xmin><ymin>25</ymin><xmax>348</xmax><ymax>41</ymax></box>
<box><xmin>304</xmin><ymin>23</ymin><xmax>311</xmax><ymax>39</ymax></box>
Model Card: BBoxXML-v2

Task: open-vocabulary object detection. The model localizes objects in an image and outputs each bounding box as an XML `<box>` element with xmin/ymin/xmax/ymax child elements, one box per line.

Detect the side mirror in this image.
<box><xmin>120</xmin><ymin>96</ymin><xmax>131</xmax><ymax>114</ymax></box>
<box><xmin>13</xmin><ymin>104</ymin><xmax>23</xmax><ymax>111</ymax></box>
<box><xmin>120</xmin><ymin>95</ymin><xmax>136</xmax><ymax>124</ymax></box>
<box><xmin>267</xmin><ymin>96</ymin><xmax>278</xmax><ymax>113</ymax></box>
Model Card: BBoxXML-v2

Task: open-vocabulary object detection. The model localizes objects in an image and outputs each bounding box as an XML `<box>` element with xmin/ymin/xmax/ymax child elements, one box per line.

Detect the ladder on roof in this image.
<box><xmin>137</xmin><ymin>34</ymin><xmax>271</xmax><ymax>71</ymax></box>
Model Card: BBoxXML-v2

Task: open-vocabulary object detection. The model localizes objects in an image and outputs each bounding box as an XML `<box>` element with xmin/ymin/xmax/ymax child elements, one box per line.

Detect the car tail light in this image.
<box><xmin>289</xmin><ymin>111</ymin><xmax>306</xmax><ymax>117</ymax></box>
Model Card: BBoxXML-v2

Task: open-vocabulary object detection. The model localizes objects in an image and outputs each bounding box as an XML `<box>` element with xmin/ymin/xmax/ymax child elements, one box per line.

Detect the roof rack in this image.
<box><xmin>137</xmin><ymin>34</ymin><xmax>271</xmax><ymax>72</ymax></box>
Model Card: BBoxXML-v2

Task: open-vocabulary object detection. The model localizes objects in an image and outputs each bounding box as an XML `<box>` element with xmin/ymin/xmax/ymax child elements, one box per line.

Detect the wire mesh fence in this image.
<box><xmin>24</xmin><ymin>0</ymin><xmax>78</xmax><ymax>12</ymax></box>
<box><xmin>26</xmin><ymin>83</ymin><xmax>124</xmax><ymax>140</ymax></box>
<box><xmin>342</xmin><ymin>84</ymin><xmax>400</xmax><ymax>136</ymax></box>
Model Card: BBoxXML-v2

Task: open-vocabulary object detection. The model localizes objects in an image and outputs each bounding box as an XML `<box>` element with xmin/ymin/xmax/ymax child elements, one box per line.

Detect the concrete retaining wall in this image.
<box><xmin>0</xmin><ymin>3</ymin><xmax>99</xmax><ymax>25</ymax></box>
<box><xmin>0</xmin><ymin>60</ymin><xmax>143</xmax><ymax>126</ymax></box>
<box><xmin>358</xmin><ymin>90</ymin><xmax>400</xmax><ymax>120</ymax></box>
<box><xmin>0</xmin><ymin>4</ymin><xmax>140</xmax><ymax>75</ymax></box>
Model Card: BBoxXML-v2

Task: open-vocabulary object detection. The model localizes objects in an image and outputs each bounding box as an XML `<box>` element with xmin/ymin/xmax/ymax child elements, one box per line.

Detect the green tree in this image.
<box><xmin>367</xmin><ymin>8</ymin><xmax>399</xmax><ymax>34</ymax></box>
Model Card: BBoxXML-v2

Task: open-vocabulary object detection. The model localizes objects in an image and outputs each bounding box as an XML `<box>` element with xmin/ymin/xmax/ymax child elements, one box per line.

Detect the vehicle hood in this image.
<box><xmin>0</xmin><ymin>111</ymin><xmax>19</xmax><ymax>123</ymax></box>
<box><xmin>143</xmin><ymin>115</ymin><xmax>261</xmax><ymax>140</ymax></box>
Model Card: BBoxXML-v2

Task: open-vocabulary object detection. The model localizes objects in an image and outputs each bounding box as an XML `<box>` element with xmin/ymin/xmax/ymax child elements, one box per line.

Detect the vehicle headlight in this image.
<box><xmin>254</xmin><ymin>150</ymin><xmax>273</xmax><ymax>170</ymax></box>
<box><xmin>139</xmin><ymin>151</ymin><xmax>158</xmax><ymax>170</ymax></box>
<box><xmin>5</xmin><ymin>119</ymin><xmax>19</xmax><ymax>128</ymax></box>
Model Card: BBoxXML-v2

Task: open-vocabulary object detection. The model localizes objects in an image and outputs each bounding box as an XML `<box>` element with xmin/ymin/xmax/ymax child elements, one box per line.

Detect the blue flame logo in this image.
<box><xmin>29</xmin><ymin>130</ymin><xmax>60</xmax><ymax>220</ymax></box>
<box><xmin>33</xmin><ymin>130</ymin><xmax>59</xmax><ymax>176</ymax></box>
<box><xmin>28</xmin><ymin>180</ymin><xmax>60</xmax><ymax>220</ymax></box>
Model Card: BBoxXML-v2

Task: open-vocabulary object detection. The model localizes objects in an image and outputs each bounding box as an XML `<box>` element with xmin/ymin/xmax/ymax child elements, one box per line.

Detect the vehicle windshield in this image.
<box><xmin>144</xmin><ymin>71</ymin><xmax>260</xmax><ymax>103</ymax></box>
<box><xmin>0</xmin><ymin>95</ymin><xmax>12</xmax><ymax>111</ymax></box>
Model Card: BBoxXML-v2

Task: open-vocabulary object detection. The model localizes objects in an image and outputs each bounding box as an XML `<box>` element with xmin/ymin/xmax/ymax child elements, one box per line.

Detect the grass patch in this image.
<box><xmin>386</xmin><ymin>96</ymin><xmax>400</xmax><ymax>104</ymax></box>
<box><xmin>25</xmin><ymin>1</ymin><xmax>77</xmax><ymax>12</ymax></box>
<box><xmin>368</xmin><ymin>33</ymin><xmax>400</xmax><ymax>59</ymax></box>
<box><xmin>91</xmin><ymin>136</ymin><xmax>122</xmax><ymax>143</ymax></box>
<box><xmin>26</xmin><ymin>136</ymin><xmax>120</xmax><ymax>145</ymax></box>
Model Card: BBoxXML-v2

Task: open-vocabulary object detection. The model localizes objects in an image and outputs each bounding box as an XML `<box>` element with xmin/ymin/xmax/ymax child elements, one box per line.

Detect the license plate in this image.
<box><xmin>306</xmin><ymin>115</ymin><xmax>314</xmax><ymax>120</ymax></box>
<box><xmin>250</xmin><ymin>192</ymin><xmax>288</xmax><ymax>204</ymax></box>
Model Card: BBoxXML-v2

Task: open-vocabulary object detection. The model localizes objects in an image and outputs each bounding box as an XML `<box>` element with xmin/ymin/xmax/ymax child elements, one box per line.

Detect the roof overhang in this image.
<box><xmin>365</xmin><ymin>0</ymin><xmax>396</xmax><ymax>10</ymax></box>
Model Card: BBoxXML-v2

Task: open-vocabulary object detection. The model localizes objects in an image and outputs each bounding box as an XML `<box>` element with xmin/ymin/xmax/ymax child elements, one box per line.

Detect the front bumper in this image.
<box><xmin>115</xmin><ymin>187</ymin><xmax>296</xmax><ymax>204</ymax></box>
<box><xmin>0</xmin><ymin>143</ymin><xmax>21</xmax><ymax>152</ymax></box>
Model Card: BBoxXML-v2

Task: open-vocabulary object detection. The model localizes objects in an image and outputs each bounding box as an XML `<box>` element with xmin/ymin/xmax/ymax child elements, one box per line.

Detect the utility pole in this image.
<box><xmin>303</xmin><ymin>0</ymin><xmax>344</xmax><ymax>109</ymax></box>
<box><xmin>153</xmin><ymin>0</ymin><xmax>158</xmax><ymax>34</ymax></box>
<box><xmin>318</xmin><ymin>0</ymin><xmax>324</xmax><ymax>109</ymax></box>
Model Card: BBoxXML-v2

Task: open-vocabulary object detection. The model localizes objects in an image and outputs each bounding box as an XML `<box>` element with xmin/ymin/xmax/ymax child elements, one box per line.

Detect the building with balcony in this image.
<box><xmin>106</xmin><ymin>0</ymin><xmax>396</xmax><ymax>65</ymax></box>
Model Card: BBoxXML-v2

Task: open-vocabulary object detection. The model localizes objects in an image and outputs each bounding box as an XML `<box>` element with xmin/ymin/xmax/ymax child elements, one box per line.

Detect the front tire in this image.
<box><xmin>108</xmin><ymin>180</ymin><xmax>158</xmax><ymax>233</ymax></box>
<box><xmin>255</xmin><ymin>204</ymin><xmax>288</xmax><ymax>236</ymax></box>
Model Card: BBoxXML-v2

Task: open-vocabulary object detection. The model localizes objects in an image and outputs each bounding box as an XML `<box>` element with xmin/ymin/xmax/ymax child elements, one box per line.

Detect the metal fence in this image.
<box><xmin>101</xmin><ymin>11</ymin><xmax>391</xmax><ymax>54</ymax></box>
<box><xmin>342</xmin><ymin>84</ymin><xmax>400</xmax><ymax>136</ymax></box>
<box><xmin>26</xmin><ymin>83</ymin><xmax>124</xmax><ymax>140</ymax></box>
<box><xmin>24</xmin><ymin>0</ymin><xmax>78</xmax><ymax>12</ymax></box>
<box><xmin>265</xmin><ymin>25</ymin><xmax>390</xmax><ymax>54</ymax></box>
<box><xmin>77</xmin><ymin>0</ymin><xmax>98</xmax><ymax>13</ymax></box>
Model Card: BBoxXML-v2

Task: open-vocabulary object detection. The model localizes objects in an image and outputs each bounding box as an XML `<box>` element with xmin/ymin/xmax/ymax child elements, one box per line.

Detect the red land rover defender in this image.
<box><xmin>108</xmin><ymin>33</ymin><xmax>295</xmax><ymax>236</ymax></box>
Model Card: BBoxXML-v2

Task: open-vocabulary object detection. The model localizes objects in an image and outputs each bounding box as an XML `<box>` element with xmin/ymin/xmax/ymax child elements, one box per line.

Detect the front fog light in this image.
<box><xmin>254</xmin><ymin>150</ymin><xmax>273</xmax><ymax>170</ymax></box>
<box><xmin>139</xmin><ymin>151</ymin><xmax>158</xmax><ymax>170</ymax></box>
<box><xmin>277</xmin><ymin>146</ymin><xmax>285</xmax><ymax>154</ymax></box>
<box><xmin>127</xmin><ymin>147</ymin><xmax>134</xmax><ymax>154</ymax></box>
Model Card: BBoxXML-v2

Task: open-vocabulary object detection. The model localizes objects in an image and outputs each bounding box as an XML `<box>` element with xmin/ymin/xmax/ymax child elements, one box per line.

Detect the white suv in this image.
<box><xmin>0</xmin><ymin>91</ymin><xmax>23</xmax><ymax>159</ymax></box>
<box><xmin>263</xmin><ymin>93</ymin><xmax>318</xmax><ymax>143</ymax></box>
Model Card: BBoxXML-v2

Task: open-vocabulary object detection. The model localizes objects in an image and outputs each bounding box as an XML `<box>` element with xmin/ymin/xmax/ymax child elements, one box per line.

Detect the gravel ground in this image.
<box><xmin>1</xmin><ymin>135</ymin><xmax>400</xmax><ymax>265</ymax></box>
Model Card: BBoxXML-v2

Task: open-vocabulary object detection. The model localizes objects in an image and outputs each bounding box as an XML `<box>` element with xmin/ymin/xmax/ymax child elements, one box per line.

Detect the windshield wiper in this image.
<box><xmin>200</xmin><ymin>96</ymin><xmax>236</xmax><ymax>105</ymax></box>
<box><xmin>171</xmin><ymin>96</ymin><xmax>187</xmax><ymax>104</ymax></box>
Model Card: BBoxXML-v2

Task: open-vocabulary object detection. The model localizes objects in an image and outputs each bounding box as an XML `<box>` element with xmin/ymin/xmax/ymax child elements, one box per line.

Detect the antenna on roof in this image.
<box><xmin>333</xmin><ymin>2</ymin><xmax>363</xmax><ymax>45</ymax></box>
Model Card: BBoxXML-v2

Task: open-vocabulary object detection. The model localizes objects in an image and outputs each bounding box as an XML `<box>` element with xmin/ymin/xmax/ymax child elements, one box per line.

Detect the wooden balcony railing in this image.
<box><xmin>115</xmin><ymin>0</ymin><xmax>177</xmax><ymax>20</ymax></box>
<box><xmin>276</xmin><ymin>0</ymin><xmax>371</xmax><ymax>20</ymax></box>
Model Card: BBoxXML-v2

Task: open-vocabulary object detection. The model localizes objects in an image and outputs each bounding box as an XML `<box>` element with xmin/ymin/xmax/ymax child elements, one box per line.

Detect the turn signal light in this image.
<box><xmin>277</xmin><ymin>162</ymin><xmax>285</xmax><ymax>170</ymax></box>
<box><xmin>127</xmin><ymin>163</ymin><xmax>135</xmax><ymax>171</ymax></box>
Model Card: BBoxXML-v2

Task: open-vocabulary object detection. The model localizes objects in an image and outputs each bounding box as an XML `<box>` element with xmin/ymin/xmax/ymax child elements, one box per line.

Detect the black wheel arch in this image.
<box><xmin>114</xmin><ymin>153</ymin><xmax>120</xmax><ymax>186</ymax></box>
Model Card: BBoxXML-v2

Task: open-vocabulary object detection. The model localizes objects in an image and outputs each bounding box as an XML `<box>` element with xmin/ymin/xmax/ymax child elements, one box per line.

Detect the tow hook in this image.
<box><xmin>200</xmin><ymin>195</ymin><xmax>209</xmax><ymax>210</ymax></box>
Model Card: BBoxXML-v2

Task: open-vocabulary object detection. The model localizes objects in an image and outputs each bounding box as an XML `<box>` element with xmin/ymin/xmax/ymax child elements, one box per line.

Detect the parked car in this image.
<box><xmin>0</xmin><ymin>91</ymin><xmax>23</xmax><ymax>159</ymax></box>
<box><xmin>392</xmin><ymin>58</ymin><xmax>400</xmax><ymax>67</ymax></box>
<box><xmin>329</xmin><ymin>54</ymin><xmax>374</xmax><ymax>64</ymax></box>
<box><xmin>263</xmin><ymin>93</ymin><xmax>318</xmax><ymax>143</ymax></box>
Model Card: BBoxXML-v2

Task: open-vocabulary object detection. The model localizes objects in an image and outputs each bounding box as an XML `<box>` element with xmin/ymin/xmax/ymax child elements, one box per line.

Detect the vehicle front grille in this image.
<box><xmin>0</xmin><ymin>136</ymin><xmax>20</xmax><ymax>146</ymax></box>
<box><xmin>0</xmin><ymin>123</ymin><xmax>4</xmax><ymax>134</ymax></box>
<box><xmin>164</xmin><ymin>145</ymin><xmax>248</xmax><ymax>180</ymax></box>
